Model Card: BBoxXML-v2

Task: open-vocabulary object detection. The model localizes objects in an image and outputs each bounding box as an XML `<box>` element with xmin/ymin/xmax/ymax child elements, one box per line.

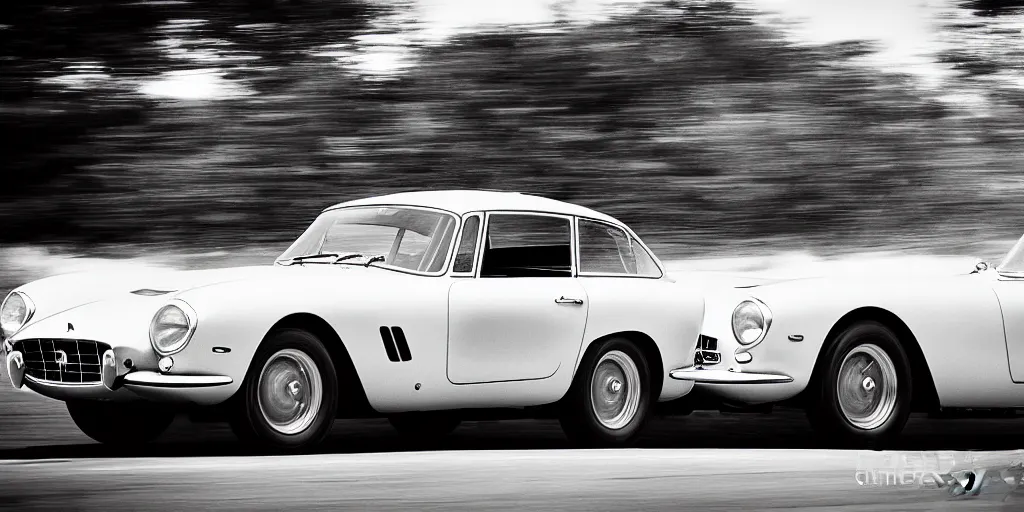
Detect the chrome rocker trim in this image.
<box><xmin>669</xmin><ymin>366</ymin><xmax>794</xmax><ymax>384</ymax></box>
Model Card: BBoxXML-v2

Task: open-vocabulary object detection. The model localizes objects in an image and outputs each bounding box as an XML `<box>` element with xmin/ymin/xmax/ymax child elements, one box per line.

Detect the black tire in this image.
<box><xmin>229</xmin><ymin>328</ymin><xmax>338</xmax><ymax>452</ymax></box>
<box><xmin>388</xmin><ymin>412</ymin><xmax>461</xmax><ymax>446</ymax></box>
<box><xmin>559</xmin><ymin>337</ymin><xmax>652</xmax><ymax>447</ymax></box>
<box><xmin>807</xmin><ymin>321</ymin><xmax>913</xmax><ymax>448</ymax></box>
<box><xmin>67</xmin><ymin>400</ymin><xmax>174</xmax><ymax>446</ymax></box>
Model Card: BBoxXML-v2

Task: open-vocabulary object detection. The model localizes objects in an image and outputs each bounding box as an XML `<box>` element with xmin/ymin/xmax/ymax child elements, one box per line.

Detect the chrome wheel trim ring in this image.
<box><xmin>837</xmin><ymin>343</ymin><xmax>898</xmax><ymax>431</ymax></box>
<box><xmin>590</xmin><ymin>350</ymin><xmax>641</xmax><ymax>430</ymax></box>
<box><xmin>257</xmin><ymin>348</ymin><xmax>323</xmax><ymax>435</ymax></box>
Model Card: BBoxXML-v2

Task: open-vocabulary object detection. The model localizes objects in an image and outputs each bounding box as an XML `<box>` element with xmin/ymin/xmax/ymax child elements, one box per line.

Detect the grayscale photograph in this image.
<box><xmin>1</xmin><ymin>0</ymin><xmax>1022</xmax><ymax>510</ymax></box>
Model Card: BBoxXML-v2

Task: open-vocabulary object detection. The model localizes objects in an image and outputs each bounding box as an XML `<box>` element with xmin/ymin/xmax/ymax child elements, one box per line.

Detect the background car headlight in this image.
<box><xmin>149</xmin><ymin>301</ymin><xmax>197</xmax><ymax>355</ymax></box>
<box><xmin>1</xmin><ymin>291</ymin><xmax>34</xmax><ymax>338</ymax></box>
<box><xmin>732</xmin><ymin>299</ymin><xmax>772</xmax><ymax>346</ymax></box>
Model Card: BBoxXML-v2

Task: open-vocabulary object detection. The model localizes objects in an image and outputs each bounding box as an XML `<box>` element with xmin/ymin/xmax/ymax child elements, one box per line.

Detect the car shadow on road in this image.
<box><xmin>0</xmin><ymin>409</ymin><xmax>1019</xmax><ymax>460</ymax></box>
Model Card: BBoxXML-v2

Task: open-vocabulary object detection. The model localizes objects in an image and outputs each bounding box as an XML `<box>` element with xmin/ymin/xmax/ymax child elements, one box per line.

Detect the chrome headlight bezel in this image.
<box><xmin>148</xmin><ymin>299</ymin><xmax>198</xmax><ymax>356</ymax></box>
<box><xmin>1</xmin><ymin>291</ymin><xmax>35</xmax><ymax>340</ymax></box>
<box><xmin>731</xmin><ymin>298</ymin><xmax>773</xmax><ymax>347</ymax></box>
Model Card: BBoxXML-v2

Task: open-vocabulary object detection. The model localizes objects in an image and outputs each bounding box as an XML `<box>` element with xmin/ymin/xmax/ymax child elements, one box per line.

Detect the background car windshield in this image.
<box><xmin>279</xmin><ymin>207</ymin><xmax>457</xmax><ymax>272</ymax></box>
<box><xmin>999</xmin><ymin>235</ymin><xmax>1024</xmax><ymax>273</ymax></box>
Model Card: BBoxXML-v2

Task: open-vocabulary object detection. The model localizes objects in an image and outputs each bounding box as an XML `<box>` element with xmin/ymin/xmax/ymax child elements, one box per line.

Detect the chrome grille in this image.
<box><xmin>11</xmin><ymin>339</ymin><xmax>111</xmax><ymax>384</ymax></box>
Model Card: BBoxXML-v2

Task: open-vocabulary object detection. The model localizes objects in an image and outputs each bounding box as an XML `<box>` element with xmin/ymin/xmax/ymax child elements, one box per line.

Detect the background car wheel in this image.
<box><xmin>807</xmin><ymin>321</ymin><xmax>912</xmax><ymax>448</ymax></box>
<box><xmin>388</xmin><ymin>412</ymin><xmax>461</xmax><ymax>446</ymax></box>
<box><xmin>230</xmin><ymin>328</ymin><xmax>338</xmax><ymax>452</ymax></box>
<box><xmin>66</xmin><ymin>400</ymin><xmax>174</xmax><ymax>446</ymax></box>
<box><xmin>559</xmin><ymin>337</ymin><xmax>652</xmax><ymax>447</ymax></box>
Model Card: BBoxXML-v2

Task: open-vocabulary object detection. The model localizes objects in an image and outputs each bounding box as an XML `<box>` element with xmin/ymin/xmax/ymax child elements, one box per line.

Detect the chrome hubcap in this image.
<box><xmin>591</xmin><ymin>350</ymin><xmax>641</xmax><ymax>430</ymax></box>
<box><xmin>258</xmin><ymin>349</ymin><xmax>322</xmax><ymax>435</ymax></box>
<box><xmin>837</xmin><ymin>344</ymin><xmax>897</xmax><ymax>430</ymax></box>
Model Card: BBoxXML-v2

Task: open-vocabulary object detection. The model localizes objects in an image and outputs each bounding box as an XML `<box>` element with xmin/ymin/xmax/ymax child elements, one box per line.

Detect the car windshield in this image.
<box><xmin>998</xmin><ymin>234</ymin><xmax>1024</xmax><ymax>274</ymax></box>
<box><xmin>277</xmin><ymin>206</ymin><xmax>459</xmax><ymax>273</ymax></box>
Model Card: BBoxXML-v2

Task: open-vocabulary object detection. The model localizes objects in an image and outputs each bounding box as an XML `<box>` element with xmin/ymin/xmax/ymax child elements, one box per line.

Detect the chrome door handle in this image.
<box><xmin>555</xmin><ymin>296</ymin><xmax>584</xmax><ymax>305</ymax></box>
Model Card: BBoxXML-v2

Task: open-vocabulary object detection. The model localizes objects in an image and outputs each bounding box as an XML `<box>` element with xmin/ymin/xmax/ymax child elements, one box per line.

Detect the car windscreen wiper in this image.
<box><xmin>363</xmin><ymin>254</ymin><xmax>386</xmax><ymax>267</ymax></box>
<box><xmin>278</xmin><ymin>253</ymin><xmax>341</xmax><ymax>266</ymax></box>
<box><xmin>331</xmin><ymin>253</ymin><xmax>365</xmax><ymax>265</ymax></box>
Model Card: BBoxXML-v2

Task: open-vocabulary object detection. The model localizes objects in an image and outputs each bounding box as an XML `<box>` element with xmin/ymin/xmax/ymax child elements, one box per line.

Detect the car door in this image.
<box><xmin>447</xmin><ymin>212</ymin><xmax>588</xmax><ymax>384</ymax></box>
<box><xmin>993</xmin><ymin>274</ymin><xmax>1024</xmax><ymax>383</ymax></box>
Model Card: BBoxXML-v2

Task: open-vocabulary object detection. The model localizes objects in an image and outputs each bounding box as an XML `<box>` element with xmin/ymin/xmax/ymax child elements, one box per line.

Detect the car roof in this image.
<box><xmin>325</xmin><ymin>190</ymin><xmax>620</xmax><ymax>224</ymax></box>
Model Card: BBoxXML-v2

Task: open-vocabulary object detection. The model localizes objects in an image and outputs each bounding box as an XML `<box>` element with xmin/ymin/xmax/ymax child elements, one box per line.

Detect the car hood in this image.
<box><xmin>9</xmin><ymin>264</ymin><xmax>381</xmax><ymax>334</ymax></box>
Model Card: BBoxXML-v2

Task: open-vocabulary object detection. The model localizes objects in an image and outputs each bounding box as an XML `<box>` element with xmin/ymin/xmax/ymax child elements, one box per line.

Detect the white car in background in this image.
<box><xmin>2</xmin><ymin>190</ymin><xmax>703</xmax><ymax>451</ymax></box>
<box><xmin>672</xmin><ymin>233</ymin><xmax>1024</xmax><ymax>446</ymax></box>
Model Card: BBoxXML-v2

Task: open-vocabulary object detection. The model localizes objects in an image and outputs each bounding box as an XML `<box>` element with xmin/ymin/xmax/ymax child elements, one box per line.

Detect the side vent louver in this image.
<box><xmin>391</xmin><ymin>327</ymin><xmax>412</xmax><ymax>362</ymax></box>
<box><xmin>379</xmin><ymin>326</ymin><xmax>412</xmax><ymax>362</ymax></box>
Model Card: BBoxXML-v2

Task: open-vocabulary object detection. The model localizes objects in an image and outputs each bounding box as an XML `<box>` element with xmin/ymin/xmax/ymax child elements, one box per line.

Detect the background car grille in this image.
<box><xmin>11</xmin><ymin>339</ymin><xmax>111</xmax><ymax>384</ymax></box>
<box><xmin>695</xmin><ymin>335</ymin><xmax>721</xmax><ymax>366</ymax></box>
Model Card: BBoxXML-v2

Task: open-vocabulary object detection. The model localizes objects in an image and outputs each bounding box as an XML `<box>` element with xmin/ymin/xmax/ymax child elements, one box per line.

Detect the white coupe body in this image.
<box><xmin>671</xmin><ymin>234</ymin><xmax>1024</xmax><ymax>443</ymax></box>
<box><xmin>2</xmin><ymin>191</ymin><xmax>702</xmax><ymax>448</ymax></box>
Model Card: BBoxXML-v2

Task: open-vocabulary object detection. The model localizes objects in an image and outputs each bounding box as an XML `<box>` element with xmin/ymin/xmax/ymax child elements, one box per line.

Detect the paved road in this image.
<box><xmin>0</xmin><ymin>386</ymin><xmax>1021</xmax><ymax>510</ymax></box>
<box><xmin>2</xmin><ymin>448</ymin><xmax>1022</xmax><ymax>511</ymax></box>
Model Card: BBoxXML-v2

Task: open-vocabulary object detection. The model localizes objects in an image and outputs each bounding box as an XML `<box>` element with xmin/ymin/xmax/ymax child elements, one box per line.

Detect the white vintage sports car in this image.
<box><xmin>672</xmin><ymin>234</ymin><xmax>1024</xmax><ymax>446</ymax></box>
<box><xmin>1</xmin><ymin>190</ymin><xmax>703</xmax><ymax>450</ymax></box>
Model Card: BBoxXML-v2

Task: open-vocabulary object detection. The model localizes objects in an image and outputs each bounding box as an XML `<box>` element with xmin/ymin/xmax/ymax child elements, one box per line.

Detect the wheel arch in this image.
<box><xmin>810</xmin><ymin>306</ymin><xmax>939</xmax><ymax>412</ymax></box>
<box><xmin>578</xmin><ymin>331</ymin><xmax>665</xmax><ymax>400</ymax></box>
<box><xmin>265</xmin><ymin>313</ymin><xmax>374</xmax><ymax>417</ymax></box>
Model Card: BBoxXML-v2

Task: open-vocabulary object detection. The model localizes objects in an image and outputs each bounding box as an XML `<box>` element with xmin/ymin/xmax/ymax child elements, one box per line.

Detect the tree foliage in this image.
<box><xmin>2</xmin><ymin>1</ymin><xmax>1022</xmax><ymax>257</ymax></box>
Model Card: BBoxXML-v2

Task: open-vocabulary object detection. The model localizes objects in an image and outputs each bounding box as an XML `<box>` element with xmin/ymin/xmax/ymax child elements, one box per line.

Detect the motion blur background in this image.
<box><xmin>1</xmin><ymin>0</ymin><xmax>1023</xmax><ymax>295</ymax></box>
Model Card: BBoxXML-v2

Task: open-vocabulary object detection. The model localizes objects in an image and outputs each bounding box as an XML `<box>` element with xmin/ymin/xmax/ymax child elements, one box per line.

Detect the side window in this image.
<box><xmin>480</xmin><ymin>214</ymin><xmax>572</xmax><ymax>278</ymax></box>
<box><xmin>578</xmin><ymin>220</ymin><xmax>632</xmax><ymax>274</ymax></box>
<box><xmin>578</xmin><ymin>219</ymin><xmax>662</xmax><ymax>277</ymax></box>
<box><xmin>452</xmin><ymin>215</ymin><xmax>481</xmax><ymax>274</ymax></box>
<box><xmin>631</xmin><ymin>236</ymin><xmax>662</xmax><ymax>277</ymax></box>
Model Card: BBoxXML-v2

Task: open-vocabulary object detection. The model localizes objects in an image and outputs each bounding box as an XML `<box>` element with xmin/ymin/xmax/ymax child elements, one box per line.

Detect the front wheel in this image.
<box><xmin>807</xmin><ymin>321</ymin><xmax>913</xmax><ymax>448</ymax></box>
<box><xmin>559</xmin><ymin>337</ymin><xmax>652</xmax><ymax>447</ymax></box>
<box><xmin>229</xmin><ymin>328</ymin><xmax>338</xmax><ymax>452</ymax></box>
<box><xmin>67</xmin><ymin>400</ymin><xmax>175</xmax><ymax>446</ymax></box>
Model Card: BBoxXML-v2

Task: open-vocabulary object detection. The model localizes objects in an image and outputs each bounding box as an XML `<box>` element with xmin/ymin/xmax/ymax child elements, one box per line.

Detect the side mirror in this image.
<box><xmin>972</xmin><ymin>261</ymin><xmax>989</xmax><ymax>274</ymax></box>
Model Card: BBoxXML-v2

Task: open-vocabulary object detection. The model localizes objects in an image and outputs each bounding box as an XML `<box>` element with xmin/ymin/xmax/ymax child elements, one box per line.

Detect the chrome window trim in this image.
<box><xmin>574</xmin><ymin>216</ymin><xmax>665</xmax><ymax>279</ymax></box>
<box><xmin>280</xmin><ymin>204</ymin><xmax>462</xmax><ymax>278</ymax></box>
<box><xmin>477</xmin><ymin>211</ymin><xmax>578</xmax><ymax>279</ymax></box>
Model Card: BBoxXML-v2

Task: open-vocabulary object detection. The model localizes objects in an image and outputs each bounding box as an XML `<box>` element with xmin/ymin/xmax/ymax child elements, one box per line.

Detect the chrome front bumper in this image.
<box><xmin>6</xmin><ymin>347</ymin><xmax>232</xmax><ymax>393</ymax></box>
<box><xmin>669</xmin><ymin>366</ymin><xmax>794</xmax><ymax>384</ymax></box>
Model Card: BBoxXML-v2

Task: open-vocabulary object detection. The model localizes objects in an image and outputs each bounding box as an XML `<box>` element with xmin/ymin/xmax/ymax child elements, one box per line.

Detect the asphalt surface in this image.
<box><xmin>0</xmin><ymin>384</ymin><xmax>1022</xmax><ymax>511</ymax></box>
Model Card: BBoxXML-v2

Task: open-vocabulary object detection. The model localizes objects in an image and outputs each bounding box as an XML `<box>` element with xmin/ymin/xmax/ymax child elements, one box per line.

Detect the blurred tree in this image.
<box><xmin>1</xmin><ymin>0</ymin><xmax>1022</xmax><ymax>257</ymax></box>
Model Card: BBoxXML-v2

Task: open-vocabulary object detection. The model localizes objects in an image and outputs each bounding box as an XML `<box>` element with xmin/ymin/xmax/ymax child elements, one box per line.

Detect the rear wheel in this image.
<box><xmin>559</xmin><ymin>337</ymin><xmax>652</xmax><ymax>447</ymax></box>
<box><xmin>67</xmin><ymin>400</ymin><xmax>174</xmax><ymax>446</ymax></box>
<box><xmin>230</xmin><ymin>328</ymin><xmax>338</xmax><ymax>452</ymax></box>
<box><xmin>807</xmin><ymin>321</ymin><xmax>912</xmax><ymax>448</ymax></box>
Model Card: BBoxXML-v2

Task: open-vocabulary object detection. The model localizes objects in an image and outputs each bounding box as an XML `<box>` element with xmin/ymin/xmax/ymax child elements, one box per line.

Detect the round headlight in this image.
<box><xmin>732</xmin><ymin>299</ymin><xmax>772</xmax><ymax>346</ymax></box>
<box><xmin>149</xmin><ymin>301</ymin><xmax>197</xmax><ymax>356</ymax></box>
<box><xmin>1</xmin><ymin>292</ymin><xmax>34</xmax><ymax>338</ymax></box>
